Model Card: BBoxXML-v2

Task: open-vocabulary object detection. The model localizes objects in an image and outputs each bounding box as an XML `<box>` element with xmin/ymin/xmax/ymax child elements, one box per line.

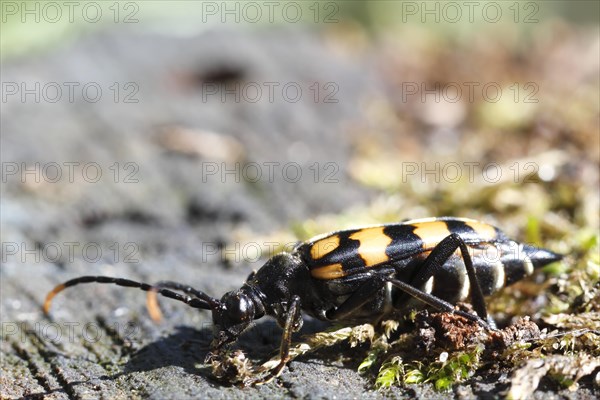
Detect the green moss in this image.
<box><xmin>372</xmin><ymin>346</ymin><xmax>484</xmax><ymax>391</ymax></box>
<box><xmin>375</xmin><ymin>356</ymin><xmax>405</xmax><ymax>388</ymax></box>
<box><xmin>358</xmin><ymin>349</ymin><xmax>381</xmax><ymax>374</ymax></box>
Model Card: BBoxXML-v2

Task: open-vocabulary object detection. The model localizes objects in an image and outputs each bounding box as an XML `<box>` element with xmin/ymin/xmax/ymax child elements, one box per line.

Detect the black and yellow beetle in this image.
<box><xmin>43</xmin><ymin>217</ymin><xmax>561</xmax><ymax>383</ymax></box>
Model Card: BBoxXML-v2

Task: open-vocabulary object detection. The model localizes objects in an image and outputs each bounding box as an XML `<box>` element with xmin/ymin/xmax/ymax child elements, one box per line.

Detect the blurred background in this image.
<box><xmin>2</xmin><ymin>1</ymin><xmax>599</xmax><ymax>398</ymax></box>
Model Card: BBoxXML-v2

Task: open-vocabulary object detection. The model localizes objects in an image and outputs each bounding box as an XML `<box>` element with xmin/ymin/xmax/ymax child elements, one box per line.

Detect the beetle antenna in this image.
<box><xmin>144</xmin><ymin>280</ymin><xmax>222</xmax><ymax>322</ymax></box>
<box><xmin>43</xmin><ymin>276</ymin><xmax>220</xmax><ymax>315</ymax></box>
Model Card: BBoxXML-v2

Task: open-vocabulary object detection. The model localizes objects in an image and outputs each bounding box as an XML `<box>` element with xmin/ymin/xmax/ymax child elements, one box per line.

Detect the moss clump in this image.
<box><xmin>374</xmin><ymin>346</ymin><xmax>484</xmax><ymax>391</ymax></box>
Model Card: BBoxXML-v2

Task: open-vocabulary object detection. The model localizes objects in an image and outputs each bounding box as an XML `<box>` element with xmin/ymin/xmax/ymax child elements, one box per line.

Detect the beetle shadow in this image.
<box><xmin>121</xmin><ymin>316</ymin><xmax>341</xmax><ymax>382</ymax></box>
<box><xmin>122</xmin><ymin>325</ymin><xmax>213</xmax><ymax>380</ymax></box>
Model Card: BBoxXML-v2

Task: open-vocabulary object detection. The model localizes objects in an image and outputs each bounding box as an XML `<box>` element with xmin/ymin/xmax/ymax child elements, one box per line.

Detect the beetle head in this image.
<box><xmin>210</xmin><ymin>290</ymin><xmax>256</xmax><ymax>350</ymax></box>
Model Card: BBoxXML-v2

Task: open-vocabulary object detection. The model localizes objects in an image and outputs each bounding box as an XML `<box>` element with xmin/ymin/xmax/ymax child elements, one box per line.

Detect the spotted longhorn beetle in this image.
<box><xmin>44</xmin><ymin>217</ymin><xmax>562</xmax><ymax>384</ymax></box>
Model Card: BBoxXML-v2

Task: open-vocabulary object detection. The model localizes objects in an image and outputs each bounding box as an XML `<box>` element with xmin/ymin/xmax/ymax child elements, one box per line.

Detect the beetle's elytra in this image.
<box><xmin>44</xmin><ymin>217</ymin><xmax>562</xmax><ymax>384</ymax></box>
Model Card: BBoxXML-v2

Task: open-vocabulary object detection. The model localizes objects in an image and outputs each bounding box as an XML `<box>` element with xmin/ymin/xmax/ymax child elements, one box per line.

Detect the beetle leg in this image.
<box><xmin>386</xmin><ymin>278</ymin><xmax>490</xmax><ymax>328</ymax></box>
<box><xmin>324</xmin><ymin>271</ymin><xmax>491</xmax><ymax>329</ymax></box>
<box><xmin>406</xmin><ymin>233</ymin><xmax>490</xmax><ymax>325</ymax></box>
<box><xmin>325</xmin><ymin>273</ymin><xmax>388</xmax><ymax>320</ymax></box>
<box><xmin>253</xmin><ymin>295</ymin><xmax>302</xmax><ymax>386</ymax></box>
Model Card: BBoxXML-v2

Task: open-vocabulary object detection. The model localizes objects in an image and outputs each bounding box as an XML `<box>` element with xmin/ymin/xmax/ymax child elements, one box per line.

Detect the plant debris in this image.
<box><xmin>208</xmin><ymin>306</ymin><xmax>600</xmax><ymax>393</ymax></box>
<box><xmin>207</xmin><ymin>350</ymin><xmax>256</xmax><ymax>387</ymax></box>
<box><xmin>209</xmin><ymin>324</ymin><xmax>376</xmax><ymax>386</ymax></box>
<box><xmin>508</xmin><ymin>354</ymin><xmax>600</xmax><ymax>399</ymax></box>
